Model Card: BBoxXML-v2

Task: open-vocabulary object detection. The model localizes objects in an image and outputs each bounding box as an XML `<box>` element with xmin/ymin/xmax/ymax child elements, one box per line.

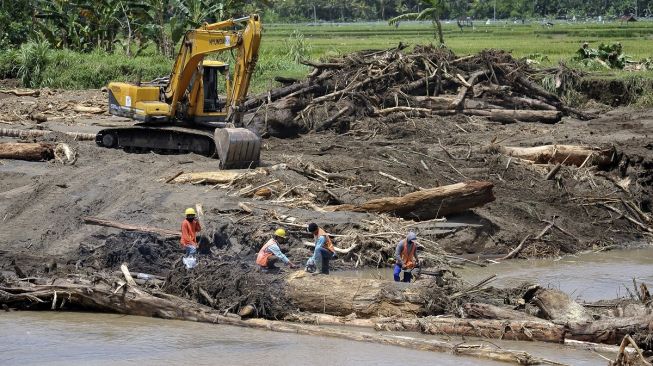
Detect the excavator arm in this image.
<box><xmin>165</xmin><ymin>15</ymin><xmax>261</xmax><ymax>122</ymax></box>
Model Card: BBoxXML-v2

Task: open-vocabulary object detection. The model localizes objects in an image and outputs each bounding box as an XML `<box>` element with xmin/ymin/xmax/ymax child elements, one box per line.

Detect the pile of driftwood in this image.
<box><xmin>2</xmin><ymin>268</ymin><xmax>652</xmax><ymax>365</ymax></box>
<box><xmin>242</xmin><ymin>46</ymin><xmax>590</xmax><ymax>136</ymax></box>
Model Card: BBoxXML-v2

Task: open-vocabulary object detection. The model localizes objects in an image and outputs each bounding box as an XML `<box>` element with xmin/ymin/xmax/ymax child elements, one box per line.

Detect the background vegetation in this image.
<box><xmin>0</xmin><ymin>0</ymin><xmax>652</xmax><ymax>97</ymax></box>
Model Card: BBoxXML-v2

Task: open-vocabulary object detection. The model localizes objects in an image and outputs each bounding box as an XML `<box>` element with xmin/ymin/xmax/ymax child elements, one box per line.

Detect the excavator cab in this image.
<box><xmin>201</xmin><ymin>61</ymin><xmax>228</xmax><ymax>114</ymax></box>
<box><xmin>99</xmin><ymin>15</ymin><xmax>262</xmax><ymax>169</ymax></box>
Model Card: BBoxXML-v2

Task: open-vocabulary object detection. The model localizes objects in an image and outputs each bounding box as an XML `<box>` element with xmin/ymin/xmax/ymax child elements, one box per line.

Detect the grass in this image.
<box><xmin>1</xmin><ymin>20</ymin><xmax>652</xmax><ymax>100</ymax></box>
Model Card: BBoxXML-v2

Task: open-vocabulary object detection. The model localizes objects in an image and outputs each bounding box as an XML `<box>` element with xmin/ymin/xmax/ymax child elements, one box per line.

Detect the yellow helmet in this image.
<box><xmin>185</xmin><ymin>208</ymin><xmax>197</xmax><ymax>216</ymax></box>
<box><xmin>274</xmin><ymin>228</ymin><xmax>287</xmax><ymax>238</ymax></box>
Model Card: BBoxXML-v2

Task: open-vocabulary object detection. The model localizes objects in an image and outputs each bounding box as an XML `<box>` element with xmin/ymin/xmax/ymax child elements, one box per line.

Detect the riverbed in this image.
<box><xmin>1</xmin><ymin>311</ymin><xmax>609</xmax><ymax>365</ymax></box>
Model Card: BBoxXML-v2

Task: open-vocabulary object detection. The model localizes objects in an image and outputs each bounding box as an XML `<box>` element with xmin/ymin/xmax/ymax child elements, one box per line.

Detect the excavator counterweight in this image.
<box><xmin>98</xmin><ymin>15</ymin><xmax>262</xmax><ymax>169</ymax></box>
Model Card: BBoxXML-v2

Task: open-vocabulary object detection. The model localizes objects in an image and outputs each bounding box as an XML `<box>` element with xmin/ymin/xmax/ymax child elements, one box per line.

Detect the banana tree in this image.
<box><xmin>169</xmin><ymin>0</ymin><xmax>246</xmax><ymax>45</ymax></box>
<box><xmin>36</xmin><ymin>0</ymin><xmax>91</xmax><ymax>50</ymax></box>
<box><xmin>389</xmin><ymin>0</ymin><xmax>447</xmax><ymax>45</ymax></box>
<box><xmin>170</xmin><ymin>0</ymin><xmax>222</xmax><ymax>45</ymax></box>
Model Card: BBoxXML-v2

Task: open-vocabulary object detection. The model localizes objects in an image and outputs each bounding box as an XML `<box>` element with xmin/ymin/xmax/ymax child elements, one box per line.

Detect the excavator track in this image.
<box><xmin>96</xmin><ymin>125</ymin><xmax>260</xmax><ymax>169</ymax></box>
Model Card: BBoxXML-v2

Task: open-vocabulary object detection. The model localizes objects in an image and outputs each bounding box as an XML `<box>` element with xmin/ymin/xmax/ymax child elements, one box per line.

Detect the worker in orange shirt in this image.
<box><xmin>181</xmin><ymin>208</ymin><xmax>202</xmax><ymax>256</ymax></box>
<box><xmin>394</xmin><ymin>232</ymin><xmax>419</xmax><ymax>282</ymax></box>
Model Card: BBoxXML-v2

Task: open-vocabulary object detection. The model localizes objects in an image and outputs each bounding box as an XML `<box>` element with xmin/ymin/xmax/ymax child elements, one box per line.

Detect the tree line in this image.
<box><xmin>1</xmin><ymin>0</ymin><xmax>651</xmax><ymax>53</ymax></box>
<box><xmin>267</xmin><ymin>0</ymin><xmax>652</xmax><ymax>23</ymax></box>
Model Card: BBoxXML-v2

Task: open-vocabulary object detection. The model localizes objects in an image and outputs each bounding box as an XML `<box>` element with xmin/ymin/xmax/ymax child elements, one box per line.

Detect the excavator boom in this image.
<box><xmin>99</xmin><ymin>15</ymin><xmax>262</xmax><ymax>169</ymax></box>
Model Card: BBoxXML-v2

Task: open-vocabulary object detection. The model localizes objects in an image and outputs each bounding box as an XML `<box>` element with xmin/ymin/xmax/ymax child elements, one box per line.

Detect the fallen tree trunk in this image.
<box><xmin>0</xmin><ymin>128</ymin><xmax>96</xmax><ymax>141</ymax></box>
<box><xmin>0</xmin><ymin>279</ymin><xmax>558</xmax><ymax>365</ymax></box>
<box><xmin>463</xmin><ymin>303</ymin><xmax>543</xmax><ymax>321</ymax></box>
<box><xmin>463</xmin><ymin>109</ymin><xmax>562</xmax><ymax>123</ymax></box>
<box><xmin>82</xmin><ymin>216</ymin><xmax>180</xmax><ymax>239</ymax></box>
<box><xmin>375</xmin><ymin>316</ymin><xmax>566</xmax><ymax>343</ymax></box>
<box><xmin>73</xmin><ymin>105</ymin><xmax>104</xmax><ymax>114</ymax></box>
<box><xmin>325</xmin><ymin>180</ymin><xmax>495</xmax><ymax>220</ymax></box>
<box><xmin>528</xmin><ymin>288</ymin><xmax>593</xmax><ymax>324</ymax></box>
<box><xmin>0</xmin><ymin>142</ymin><xmax>54</xmax><ymax>161</ymax></box>
<box><xmin>170</xmin><ymin>170</ymin><xmax>264</xmax><ymax>185</ymax></box>
<box><xmin>0</xmin><ymin>88</ymin><xmax>39</xmax><ymax>96</ymax></box>
<box><xmin>491</xmin><ymin>144</ymin><xmax>616</xmax><ymax>167</ymax></box>
<box><xmin>284</xmin><ymin>271</ymin><xmax>446</xmax><ymax>317</ymax></box>
<box><xmin>567</xmin><ymin>315</ymin><xmax>653</xmax><ymax>350</ymax></box>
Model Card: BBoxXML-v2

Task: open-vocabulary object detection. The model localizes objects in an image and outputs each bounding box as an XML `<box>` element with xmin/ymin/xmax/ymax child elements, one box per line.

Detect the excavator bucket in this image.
<box><xmin>214</xmin><ymin>128</ymin><xmax>261</xmax><ymax>169</ymax></box>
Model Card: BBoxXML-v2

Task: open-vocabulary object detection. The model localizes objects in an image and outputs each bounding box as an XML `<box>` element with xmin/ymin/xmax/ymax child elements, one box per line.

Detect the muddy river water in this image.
<box><xmin>1</xmin><ymin>311</ymin><xmax>607</xmax><ymax>365</ymax></box>
<box><xmin>2</xmin><ymin>247</ymin><xmax>650</xmax><ymax>365</ymax></box>
<box><xmin>338</xmin><ymin>247</ymin><xmax>653</xmax><ymax>302</ymax></box>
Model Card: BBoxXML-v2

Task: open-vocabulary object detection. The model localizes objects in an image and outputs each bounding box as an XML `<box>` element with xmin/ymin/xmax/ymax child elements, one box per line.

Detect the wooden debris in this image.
<box><xmin>0</xmin><ymin>89</ymin><xmax>40</xmax><ymax>97</ymax></box>
<box><xmin>491</xmin><ymin>144</ymin><xmax>616</xmax><ymax>167</ymax></box>
<box><xmin>463</xmin><ymin>303</ymin><xmax>543</xmax><ymax>321</ymax></box>
<box><xmin>0</xmin><ymin>128</ymin><xmax>96</xmax><ymax>141</ymax></box>
<box><xmin>53</xmin><ymin>143</ymin><xmax>77</xmax><ymax>165</ymax></box>
<box><xmin>284</xmin><ymin>271</ymin><xmax>445</xmax><ymax>317</ymax></box>
<box><xmin>0</xmin><ymin>142</ymin><xmax>54</xmax><ymax>161</ymax></box>
<box><xmin>240</xmin><ymin>179</ymin><xmax>280</xmax><ymax>197</ymax></box>
<box><xmin>82</xmin><ymin>216</ymin><xmax>180</xmax><ymax>238</ymax></box>
<box><xmin>375</xmin><ymin>316</ymin><xmax>565</xmax><ymax>343</ymax></box>
<box><xmin>378</xmin><ymin>171</ymin><xmax>423</xmax><ymax>190</ymax></box>
<box><xmin>73</xmin><ymin>105</ymin><xmax>105</xmax><ymax>114</ymax></box>
<box><xmin>171</xmin><ymin>170</ymin><xmax>263</xmax><ymax>185</ymax></box>
<box><xmin>242</xmin><ymin>47</ymin><xmax>582</xmax><ymax>136</ymax></box>
<box><xmin>325</xmin><ymin>180</ymin><xmax>495</xmax><ymax>220</ymax></box>
<box><xmin>164</xmin><ymin>171</ymin><xmax>184</xmax><ymax>184</ymax></box>
<box><xmin>528</xmin><ymin>287</ymin><xmax>593</xmax><ymax>324</ymax></box>
<box><xmin>0</xmin><ymin>278</ymin><xmax>559</xmax><ymax>365</ymax></box>
<box><xmin>303</xmin><ymin>241</ymin><xmax>358</xmax><ymax>254</ymax></box>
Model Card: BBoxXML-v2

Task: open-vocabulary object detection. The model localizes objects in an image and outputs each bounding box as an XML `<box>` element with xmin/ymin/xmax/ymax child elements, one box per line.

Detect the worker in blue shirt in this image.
<box><xmin>306</xmin><ymin>223</ymin><xmax>335</xmax><ymax>274</ymax></box>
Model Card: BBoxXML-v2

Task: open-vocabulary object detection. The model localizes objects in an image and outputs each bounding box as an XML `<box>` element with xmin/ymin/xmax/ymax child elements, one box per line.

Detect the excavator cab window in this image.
<box><xmin>203</xmin><ymin>64</ymin><xmax>228</xmax><ymax>113</ymax></box>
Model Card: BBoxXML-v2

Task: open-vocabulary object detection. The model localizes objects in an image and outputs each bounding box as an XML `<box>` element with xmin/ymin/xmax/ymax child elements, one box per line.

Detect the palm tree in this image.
<box><xmin>389</xmin><ymin>0</ymin><xmax>447</xmax><ymax>46</ymax></box>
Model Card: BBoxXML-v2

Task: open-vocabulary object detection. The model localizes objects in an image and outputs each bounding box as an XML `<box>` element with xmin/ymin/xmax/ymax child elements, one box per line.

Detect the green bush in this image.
<box><xmin>0</xmin><ymin>44</ymin><xmax>173</xmax><ymax>89</ymax></box>
<box><xmin>285</xmin><ymin>30</ymin><xmax>312</xmax><ymax>63</ymax></box>
<box><xmin>0</xmin><ymin>49</ymin><xmax>18</xmax><ymax>78</ymax></box>
<box><xmin>17</xmin><ymin>40</ymin><xmax>51</xmax><ymax>88</ymax></box>
<box><xmin>41</xmin><ymin>50</ymin><xmax>172</xmax><ymax>89</ymax></box>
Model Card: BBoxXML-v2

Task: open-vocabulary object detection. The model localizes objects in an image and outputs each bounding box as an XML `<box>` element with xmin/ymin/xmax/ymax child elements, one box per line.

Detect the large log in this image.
<box><xmin>492</xmin><ymin>144</ymin><xmax>616</xmax><ymax>167</ymax></box>
<box><xmin>463</xmin><ymin>109</ymin><xmax>562</xmax><ymax>123</ymax></box>
<box><xmin>463</xmin><ymin>303</ymin><xmax>543</xmax><ymax>321</ymax></box>
<box><xmin>0</xmin><ymin>279</ymin><xmax>558</xmax><ymax>365</ymax></box>
<box><xmin>568</xmin><ymin>315</ymin><xmax>653</xmax><ymax>350</ymax></box>
<box><xmin>170</xmin><ymin>170</ymin><xmax>265</xmax><ymax>184</ymax></box>
<box><xmin>375</xmin><ymin>316</ymin><xmax>566</xmax><ymax>343</ymax></box>
<box><xmin>0</xmin><ymin>128</ymin><xmax>96</xmax><ymax>141</ymax></box>
<box><xmin>529</xmin><ymin>288</ymin><xmax>593</xmax><ymax>324</ymax></box>
<box><xmin>0</xmin><ymin>142</ymin><xmax>54</xmax><ymax>161</ymax></box>
<box><xmin>284</xmin><ymin>271</ymin><xmax>446</xmax><ymax>317</ymax></box>
<box><xmin>325</xmin><ymin>180</ymin><xmax>495</xmax><ymax>220</ymax></box>
<box><xmin>82</xmin><ymin>216</ymin><xmax>180</xmax><ymax>239</ymax></box>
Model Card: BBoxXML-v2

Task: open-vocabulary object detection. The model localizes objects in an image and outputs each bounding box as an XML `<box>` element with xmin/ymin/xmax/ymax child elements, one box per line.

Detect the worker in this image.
<box><xmin>256</xmin><ymin>228</ymin><xmax>298</xmax><ymax>271</ymax></box>
<box><xmin>181</xmin><ymin>207</ymin><xmax>202</xmax><ymax>256</ymax></box>
<box><xmin>394</xmin><ymin>231</ymin><xmax>419</xmax><ymax>283</ymax></box>
<box><xmin>306</xmin><ymin>223</ymin><xmax>335</xmax><ymax>274</ymax></box>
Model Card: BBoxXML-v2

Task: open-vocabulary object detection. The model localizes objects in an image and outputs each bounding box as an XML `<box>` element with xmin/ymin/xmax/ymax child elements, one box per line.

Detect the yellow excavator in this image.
<box><xmin>97</xmin><ymin>15</ymin><xmax>262</xmax><ymax>169</ymax></box>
